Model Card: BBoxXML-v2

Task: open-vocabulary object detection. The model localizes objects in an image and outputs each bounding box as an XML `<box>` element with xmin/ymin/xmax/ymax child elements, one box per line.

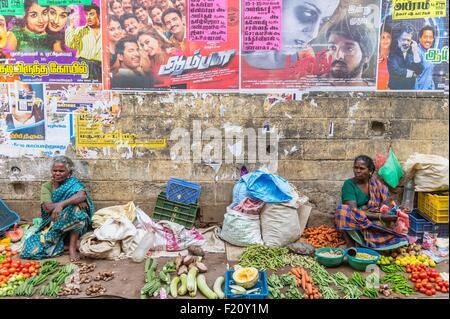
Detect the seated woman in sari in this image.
<box><xmin>21</xmin><ymin>156</ymin><xmax>94</xmax><ymax>261</ymax></box>
<box><xmin>335</xmin><ymin>155</ymin><xmax>408</xmax><ymax>250</ymax></box>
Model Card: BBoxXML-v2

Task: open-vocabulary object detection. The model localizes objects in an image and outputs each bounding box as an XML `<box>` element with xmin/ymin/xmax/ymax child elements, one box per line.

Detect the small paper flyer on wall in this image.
<box><xmin>240</xmin><ymin>0</ymin><xmax>381</xmax><ymax>91</ymax></box>
<box><xmin>377</xmin><ymin>0</ymin><xmax>449</xmax><ymax>91</ymax></box>
<box><xmin>0</xmin><ymin>0</ymin><xmax>103</xmax><ymax>84</ymax></box>
<box><xmin>101</xmin><ymin>0</ymin><xmax>239</xmax><ymax>91</ymax></box>
<box><xmin>4</xmin><ymin>81</ymin><xmax>46</xmax><ymax>141</ymax></box>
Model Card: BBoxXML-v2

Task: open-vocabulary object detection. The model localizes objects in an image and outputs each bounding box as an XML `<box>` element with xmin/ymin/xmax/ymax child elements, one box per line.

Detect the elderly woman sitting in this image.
<box><xmin>335</xmin><ymin>155</ymin><xmax>408</xmax><ymax>250</ymax></box>
<box><xmin>21</xmin><ymin>156</ymin><xmax>94</xmax><ymax>261</ymax></box>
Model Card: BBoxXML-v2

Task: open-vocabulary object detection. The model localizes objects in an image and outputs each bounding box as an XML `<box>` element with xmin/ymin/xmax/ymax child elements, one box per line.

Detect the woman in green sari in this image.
<box><xmin>6</xmin><ymin>0</ymin><xmax>52</xmax><ymax>52</ymax></box>
<box><xmin>21</xmin><ymin>156</ymin><xmax>94</xmax><ymax>261</ymax></box>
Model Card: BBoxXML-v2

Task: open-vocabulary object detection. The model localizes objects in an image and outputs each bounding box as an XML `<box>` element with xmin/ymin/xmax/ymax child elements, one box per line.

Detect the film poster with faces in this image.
<box><xmin>0</xmin><ymin>0</ymin><xmax>103</xmax><ymax>84</ymax></box>
<box><xmin>377</xmin><ymin>0</ymin><xmax>449</xmax><ymax>91</ymax></box>
<box><xmin>102</xmin><ymin>0</ymin><xmax>240</xmax><ymax>91</ymax></box>
<box><xmin>240</xmin><ymin>0</ymin><xmax>382</xmax><ymax>91</ymax></box>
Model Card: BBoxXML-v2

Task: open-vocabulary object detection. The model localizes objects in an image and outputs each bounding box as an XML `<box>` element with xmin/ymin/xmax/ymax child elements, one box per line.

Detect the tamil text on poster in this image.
<box><xmin>377</xmin><ymin>0</ymin><xmax>449</xmax><ymax>91</ymax></box>
<box><xmin>241</xmin><ymin>0</ymin><xmax>381</xmax><ymax>91</ymax></box>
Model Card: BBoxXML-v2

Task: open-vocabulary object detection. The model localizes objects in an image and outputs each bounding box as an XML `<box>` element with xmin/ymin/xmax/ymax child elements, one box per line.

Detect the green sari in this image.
<box><xmin>21</xmin><ymin>177</ymin><xmax>94</xmax><ymax>260</ymax></box>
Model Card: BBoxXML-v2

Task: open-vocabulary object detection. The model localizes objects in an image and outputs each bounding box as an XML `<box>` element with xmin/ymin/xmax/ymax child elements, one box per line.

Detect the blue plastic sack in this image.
<box><xmin>232</xmin><ymin>181</ymin><xmax>248</xmax><ymax>206</ymax></box>
<box><xmin>240</xmin><ymin>170</ymin><xmax>294</xmax><ymax>203</ymax></box>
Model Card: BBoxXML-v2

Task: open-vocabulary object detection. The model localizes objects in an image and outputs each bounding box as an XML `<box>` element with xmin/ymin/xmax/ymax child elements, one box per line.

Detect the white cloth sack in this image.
<box><xmin>220</xmin><ymin>205</ymin><xmax>263</xmax><ymax>246</ymax></box>
<box><xmin>92</xmin><ymin>202</ymin><xmax>137</xmax><ymax>229</ymax></box>
<box><xmin>403</xmin><ymin>153</ymin><xmax>449</xmax><ymax>191</ymax></box>
<box><xmin>260</xmin><ymin>191</ymin><xmax>302</xmax><ymax>247</ymax></box>
<box><xmin>133</xmin><ymin>207</ymin><xmax>205</xmax><ymax>252</ymax></box>
<box><xmin>94</xmin><ymin>216</ymin><xmax>137</xmax><ymax>241</ymax></box>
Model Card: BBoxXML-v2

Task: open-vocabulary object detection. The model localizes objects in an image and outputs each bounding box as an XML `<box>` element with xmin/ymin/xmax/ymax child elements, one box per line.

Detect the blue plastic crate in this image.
<box><xmin>408</xmin><ymin>209</ymin><xmax>449</xmax><ymax>241</ymax></box>
<box><xmin>409</xmin><ymin>209</ymin><xmax>434</xmax><ymax>233</ymax></box>
<box><xmin>0</xmin><ymin>199</ymin><xmax>20</xmax><ymax>234</ymax></box>
<box><xmin>166</xmin><ymin>178</ymin><xmax>201</xmax><ymax>204</ymax></box>
<box><xmin>224</xmin><ymin>270</ymin><xmax>268</xmax><ymax>299</ymax></box>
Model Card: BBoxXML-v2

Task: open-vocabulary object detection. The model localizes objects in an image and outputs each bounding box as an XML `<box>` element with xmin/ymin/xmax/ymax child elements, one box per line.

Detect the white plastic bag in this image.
<box><xmin>403</xmin><ymin>154</ymin><xmax>449</xmax><ymax>192</ymax></box>
<box><xmin>260</xmin><ymin>192</ymin><xmax>301</xmax><ymax>247</ymax></box>
<box><xmin>219</xmin><ymin>205</ymin><xmax>263</xmax><ymax>246</ymax></box>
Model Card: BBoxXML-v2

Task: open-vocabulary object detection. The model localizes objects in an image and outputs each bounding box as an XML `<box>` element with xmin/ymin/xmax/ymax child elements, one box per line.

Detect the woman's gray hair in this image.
<box><xmin>52</xmin><ymin>155</ymin><xmax>75</xmax><ymax>173</ymax></box>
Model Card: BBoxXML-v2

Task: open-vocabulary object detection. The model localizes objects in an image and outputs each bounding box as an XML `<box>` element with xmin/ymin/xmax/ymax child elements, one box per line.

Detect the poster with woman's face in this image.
<box><xmin>0</xmin><ymin>0</ymin><xmax>103</xmax><ymax>84</ymax></box>
<box><xmin>377</xmin><ymin>0</ymin><xmax>449</xmax><ymax>91</ymax></box>
<box><xmin>101</xmin><ymin>0</ymin><xmax>240</xmax><ymax>91</ymax></box>
<box><xmin>241</xmin><ymin>0</ymin><xmax>381</xmax><ymax>91</ymax></box>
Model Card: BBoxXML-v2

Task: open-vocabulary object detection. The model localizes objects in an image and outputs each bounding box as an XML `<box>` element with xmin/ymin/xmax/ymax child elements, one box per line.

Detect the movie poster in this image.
<box><xmin>0</xmin><ymin>0</ymin><xmax>103</xmax><ymax>83</ymax></box>
<box><xmin>101</xmin><ymin>0</ymin><xmax>239</xmax><ymax>91</ymax></box>
<box><xmin>240</xmin><ymin>0</ymin><xmax>381</xmax><ymax>91</ymax></box>
<box><xmin>377</xmin><ymin>0</ymin><xmax>449</xmax><ymax>91</ymax></box>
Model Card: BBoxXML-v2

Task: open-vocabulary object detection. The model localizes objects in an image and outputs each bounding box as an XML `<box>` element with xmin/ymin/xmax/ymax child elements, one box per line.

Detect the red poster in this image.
<box><xmin>101</xmin><ymin>0</ymin><xmax>239</xmax><ymax>91</ymax></box>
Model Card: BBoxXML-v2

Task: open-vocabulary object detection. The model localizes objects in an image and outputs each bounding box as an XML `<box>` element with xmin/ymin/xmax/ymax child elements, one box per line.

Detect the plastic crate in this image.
<box><xmin>409</xmin><ymin>209</ymin><xmax>434</xmax><ymax>233</ymax></box>
<box><xmin>0</xmin><ymin>199</ymin><xmax>20</xmax><ymax>234</ymax></box>
<box><xmin>166</xmin><ymin>178</ymin><xmax>201</xmax><ymax>205</ymax></box>
<box><xmin>408</xmin><ymin>211</ymin><xmax>449</xmax><ymax>241</ymax></box>
<box><xmin>224</xmin><ymin>270</ymin><xmax>268</xmax><ymax>299</ymax></box>
<box><xmin>152</xmin><ymin>192</ymin><xmax>199</xmax><ymax>228</ymax></box>
<box><xmin>417</xmin><ymin>192</ymin><xmax>449</xmax><ymax>223</ymax></box>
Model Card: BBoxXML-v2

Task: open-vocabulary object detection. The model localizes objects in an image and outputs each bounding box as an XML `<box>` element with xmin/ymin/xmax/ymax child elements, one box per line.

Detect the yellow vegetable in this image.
<box><xmin>232</xmin><ymin>267</ymin><xmax>259</xmax><ymax>289</ymax></box>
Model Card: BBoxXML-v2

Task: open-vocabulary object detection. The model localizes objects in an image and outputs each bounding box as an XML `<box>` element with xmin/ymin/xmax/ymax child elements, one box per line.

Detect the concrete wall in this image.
<box><xmin>1</xmin><ymin>91</ymin><xmax>448</xmax><ymax>226</ymax></box>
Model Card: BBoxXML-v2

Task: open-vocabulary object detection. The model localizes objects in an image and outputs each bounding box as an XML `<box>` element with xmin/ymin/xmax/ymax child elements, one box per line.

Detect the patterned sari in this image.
<box><xmin>335</xmin><ymin>176</ymin><xmax>408</xmax><ymax>249</ymax></box>
<box><xmin>21</xmin><ymin>177</ymin><xmax>94</xmax><ymax>260</ymax></box>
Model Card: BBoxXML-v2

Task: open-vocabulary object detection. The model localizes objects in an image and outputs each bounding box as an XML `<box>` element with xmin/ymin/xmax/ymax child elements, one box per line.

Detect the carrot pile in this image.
<box><xmin>302</xmin><ymin>224</ymin><xmax>345</xmax><ymax>248</ymax></box>
<box><xmin>290</xmin><ymin>267</ymin><xmax>322</xmax><ymax>299</ymax></box>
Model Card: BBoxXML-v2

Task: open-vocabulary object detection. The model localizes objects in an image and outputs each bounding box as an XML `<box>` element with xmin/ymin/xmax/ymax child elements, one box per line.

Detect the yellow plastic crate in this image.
<box><xmin>417</xmin><ymin>192</ymin><xmax>449</xmax><ymax>223</ymax></box>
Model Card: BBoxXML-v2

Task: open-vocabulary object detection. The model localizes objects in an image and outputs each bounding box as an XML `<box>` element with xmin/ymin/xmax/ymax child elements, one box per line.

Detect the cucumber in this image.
<box><xmin>170</xmin><ymin>276</ymin><xmax>180</xmax><ymax>298</ymax></box>
<box><xmin>178</xmin><ymin>274</ymin><xmax>188</xmax><ymax>296</ymax></box>
<box><xmin>197</xmin><ymin>275</ymin><xmax>218</xmax><ymax>299</ymax></box>
<box><xmin>213</xmin><ymin>276</ymin><xmax>225</xmax><ymax>299</ymax></box>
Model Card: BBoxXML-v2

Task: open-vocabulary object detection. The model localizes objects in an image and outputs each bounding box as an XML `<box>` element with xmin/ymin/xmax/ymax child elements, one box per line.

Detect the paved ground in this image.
<box><xmin>14</xmin><ymin>250</ymin><xmax>448</xmax><ymax>300</ymax></box>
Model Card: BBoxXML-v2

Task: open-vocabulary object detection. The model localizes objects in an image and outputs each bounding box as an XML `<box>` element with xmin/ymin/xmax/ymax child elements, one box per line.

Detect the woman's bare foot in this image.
<box><xmin>69</xmin><ymin>246</ymin><xmax>80</xmax><ymax>262</ymax></box>
<box><xmin>69</xmin><ymin>231</ymin><xmax>81</xmax><ymax>262</ymax></box>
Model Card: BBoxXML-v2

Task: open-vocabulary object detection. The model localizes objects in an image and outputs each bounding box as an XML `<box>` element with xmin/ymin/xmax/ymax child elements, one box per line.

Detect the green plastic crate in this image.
<box><xmin>152</xmin><ymin>192</ymin><xmax>199</xmax><ymax>228</ymax></box>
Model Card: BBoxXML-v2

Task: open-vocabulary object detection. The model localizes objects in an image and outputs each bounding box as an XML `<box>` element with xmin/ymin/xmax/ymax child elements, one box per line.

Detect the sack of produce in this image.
<box><xmin>220</xmin><ymin>205</ymin><xmax>263</xmax><ymax>246</ymax></box>
<box><xmin>260</xmin><ymin>191</ymin><xmax>301</xmax><ymax>247</ymax></box>
<box><xmin>403</xmin><ymin>153</ymin><xmax>449</xmax><ymax>192</ymax></box>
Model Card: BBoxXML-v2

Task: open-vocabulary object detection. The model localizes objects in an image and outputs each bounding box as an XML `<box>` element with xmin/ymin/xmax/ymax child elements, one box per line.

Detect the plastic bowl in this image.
<box><xmin>346</xmin><ymin>248</ymin><xmax>380</xmax><ymax>271</ymax></box>
<box><xmin>315</xmin><ymin>247</ymin><xmax>345</xmax><ymax>267</ymax></box>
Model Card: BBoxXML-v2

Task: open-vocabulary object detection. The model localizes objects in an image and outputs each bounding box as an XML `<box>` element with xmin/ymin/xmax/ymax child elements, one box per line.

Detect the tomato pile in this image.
<box><xmin>0</xmin><ymin>248</ymin><xmax>40</xmax><ymax>288</ymax></box>
<box><xmin>407</xmin><ymin>264</ymin><xmax>449</xmax><ymax>295</ymax></box>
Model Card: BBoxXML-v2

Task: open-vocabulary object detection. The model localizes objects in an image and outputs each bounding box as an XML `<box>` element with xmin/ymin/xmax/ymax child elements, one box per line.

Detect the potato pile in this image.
<box><xmin>389</xmin><ymin>243</ymin><xmax>422</xmax><ymax>258</ymax></box>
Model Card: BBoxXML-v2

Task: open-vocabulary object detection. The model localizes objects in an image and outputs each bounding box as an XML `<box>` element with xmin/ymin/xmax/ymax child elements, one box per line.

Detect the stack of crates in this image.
<box><xmin>417</xmin><ymin>192</ymin><xmax>449</xmax><ymax>224</ymax></box>
<box><xmin>411</xmin><ymin>192</ymin><xmax>449</xmax><ymax>240</ymax></box>
<box><xmin>152</xmin><ymin>178</ymin><xmax>202</xmax><ymax>229</ymax></box>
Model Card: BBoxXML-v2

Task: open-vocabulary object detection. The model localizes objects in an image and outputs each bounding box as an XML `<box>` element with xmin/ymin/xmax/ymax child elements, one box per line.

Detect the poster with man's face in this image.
<box><xmin>377</xmin><ymin>0</ymin><xmax>448</xmax><ymax>91</ymax></box>
<box><xmin>240</xmin><ymin>0</ymin><xmax>381</xmax><ymax>91</ymax></box>
<box><xmin>101</xmin><ymin>0</ymin><xmax>240</xmax><ymax>91</ymax></box>
<box><xmin>0</xmin><ymin>0</ymin><xmax>103</xmax><ymax>84</ymax></box>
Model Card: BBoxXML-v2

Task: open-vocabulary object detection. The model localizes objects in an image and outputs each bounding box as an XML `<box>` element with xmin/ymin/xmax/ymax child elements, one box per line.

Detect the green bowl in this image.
<box><xmin>315</xmin><ymin>247</ymin><xmax>345</xmax><ymax>267</ymax></box>
<box><xmin>346</xmin><ymin>248</ymin><xmax>380</xmax><ymax>271</ymax></box>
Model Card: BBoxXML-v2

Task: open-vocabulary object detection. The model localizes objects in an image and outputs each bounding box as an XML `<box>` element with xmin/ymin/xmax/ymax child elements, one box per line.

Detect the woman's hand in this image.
<box><xmin>51</xmin><ymin>203</ymin><xmax>64</xmax><ymax>222</ymax></box>
<box><xmin>77</xmin><ymin>202</ymin><xmax>88</xmax><ymax>211</ymax></box>
<box><xmin>42</xmin><ymin>202</ymin><xmax>55</xmax><ymax>213</ymax></box>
